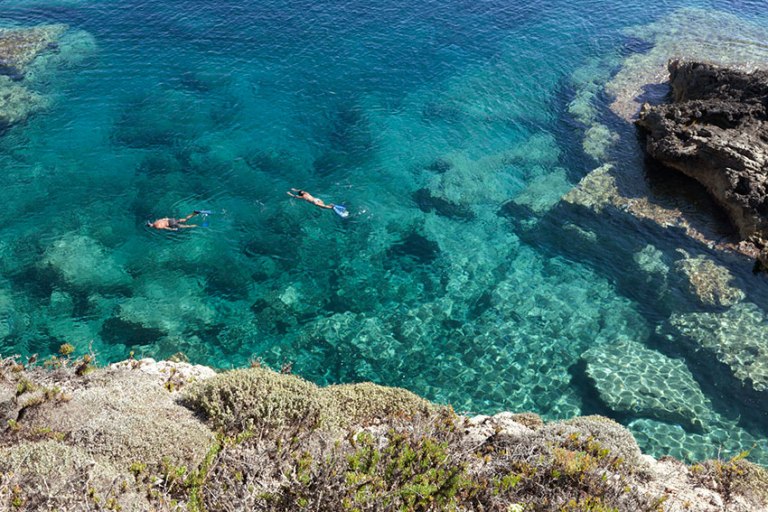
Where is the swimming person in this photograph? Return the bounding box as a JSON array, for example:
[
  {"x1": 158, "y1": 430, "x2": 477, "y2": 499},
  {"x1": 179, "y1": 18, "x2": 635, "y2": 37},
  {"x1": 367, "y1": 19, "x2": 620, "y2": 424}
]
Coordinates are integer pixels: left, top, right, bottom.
[
  {"x1": 287, "y1": 189, "x2": 350, "y2": 218},
  {"x1": 146, "y1": 211, "x2": 202, "y2": 231},
  {"x1": 287, "y1": 188, "x2": 334, "y2": 210}
]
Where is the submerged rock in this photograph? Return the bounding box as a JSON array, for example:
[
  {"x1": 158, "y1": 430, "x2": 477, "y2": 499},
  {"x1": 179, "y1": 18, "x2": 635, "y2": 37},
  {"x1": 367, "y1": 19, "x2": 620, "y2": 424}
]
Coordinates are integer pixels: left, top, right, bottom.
[
  {"x1": 607, "y1": 7, "x2": 768, "y2": 122},
  {"x1": 636, "y1": 60, "x2": 768, "y2": 250},
  {"x1": 23, "y1": 28, "x2": 98, "y2": 82},
  {"x1": 510, "y1": 167, "x2": 572, "y2": 215},
  {"x1": 0, "y1": 23, "x2": 96, "y2": 132},
  {"x1": 116, "y1": 272, "x2": 216, "y2": 335},
  {"x1": 633, "y1": 244, "x2": 669, "y2": 278},
  {"x1": 41, "y1": 234, "x2": 131, "y2": 291},
  {"x1": 582, "y1": 339, "x2": 712, "y2": 432},
  {"x1": 674, "y1": 249, "x2": 745, "y2": 307},
  {"x1": 0, "y1": 24, "x2": 67, "y2": 77},
  {"x1": 0, "y1": 75, "x2": 48, "y2": 129},
  {"x1": 666, "y1": 302, "x2": 768, "y2": 394},
  {"x1": 562, "y1": 163, "x2": 620, "y2": 213}
]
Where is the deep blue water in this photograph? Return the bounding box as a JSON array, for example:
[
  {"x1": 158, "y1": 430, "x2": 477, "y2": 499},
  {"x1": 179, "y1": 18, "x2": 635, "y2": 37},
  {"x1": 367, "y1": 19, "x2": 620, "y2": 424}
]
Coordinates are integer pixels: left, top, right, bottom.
[{"x1": 1, "y1": 0, "x2": 768, "y2": 463}]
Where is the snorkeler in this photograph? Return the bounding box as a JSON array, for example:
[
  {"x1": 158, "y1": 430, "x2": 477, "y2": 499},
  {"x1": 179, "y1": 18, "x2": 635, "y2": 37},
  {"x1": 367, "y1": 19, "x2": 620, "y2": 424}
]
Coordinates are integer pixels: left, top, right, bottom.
[
  {"x1": 287, "y1": 189, "x2": 350, "y2": 218},
  {"x1": 287, "y1": 188, "x2": 334, "y2": 209},
  {"x1": 146, "y1": 211, "x2": 202, "y2": 231}
]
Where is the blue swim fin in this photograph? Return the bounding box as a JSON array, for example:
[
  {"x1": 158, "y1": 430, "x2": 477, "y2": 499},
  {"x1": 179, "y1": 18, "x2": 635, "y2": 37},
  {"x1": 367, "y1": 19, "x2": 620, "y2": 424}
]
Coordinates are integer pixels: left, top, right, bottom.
[{"x1": 332, "y1": 204, "x2": 349, "y2": 218}]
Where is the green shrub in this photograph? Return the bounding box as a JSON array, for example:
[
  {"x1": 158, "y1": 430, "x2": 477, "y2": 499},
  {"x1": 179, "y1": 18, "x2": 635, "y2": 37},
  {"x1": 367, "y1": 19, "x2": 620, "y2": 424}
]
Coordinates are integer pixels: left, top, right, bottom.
[
  {"x1": 694, "y1": 450, "x2": 768, "y2": 506},
  {"x1": 324, "y1": 382, "x2": 436, "y2": 426},
  {"x1": 183, "y1": 367, "x2": 327, "y2": 432},
  {"x1": 183, "y1": 366, "x2": 438, "y2": 434},
  {"x1": 59, "y1": 343, "x2": 75, "y2": 357}
]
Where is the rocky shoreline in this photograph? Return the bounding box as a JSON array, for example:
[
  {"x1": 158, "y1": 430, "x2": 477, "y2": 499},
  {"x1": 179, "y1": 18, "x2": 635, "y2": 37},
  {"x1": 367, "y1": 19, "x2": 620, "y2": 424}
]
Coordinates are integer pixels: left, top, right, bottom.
[
  {"x1": 1, "y1": 355, "x2": 766, "y2": 511},
  {"x1": 636, "y1": 60, "x2": 768, "y2": 270}
]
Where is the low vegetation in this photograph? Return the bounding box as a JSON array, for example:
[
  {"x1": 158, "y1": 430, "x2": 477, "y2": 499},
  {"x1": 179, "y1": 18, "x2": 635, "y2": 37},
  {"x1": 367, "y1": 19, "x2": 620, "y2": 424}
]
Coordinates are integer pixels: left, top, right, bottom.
[{"x1": 0, "y1": 351, "x2": 766, "y2": 511}]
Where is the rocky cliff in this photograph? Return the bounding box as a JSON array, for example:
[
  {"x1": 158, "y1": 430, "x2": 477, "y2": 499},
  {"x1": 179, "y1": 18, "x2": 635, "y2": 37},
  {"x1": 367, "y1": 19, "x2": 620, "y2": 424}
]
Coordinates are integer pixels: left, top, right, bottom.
[
  {"x1": 636, "y1": 60, "x2": 768, "y2": 266},
  {"x1": 0, "y1": 354, "x2": 766, "y2": 511}
]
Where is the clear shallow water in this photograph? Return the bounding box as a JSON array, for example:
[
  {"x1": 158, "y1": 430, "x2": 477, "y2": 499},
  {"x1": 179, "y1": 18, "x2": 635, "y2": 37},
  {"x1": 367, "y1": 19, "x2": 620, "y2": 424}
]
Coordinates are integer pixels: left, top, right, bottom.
[{"x1": 1, "y1": 0, "x2": 768, "y2": 463}]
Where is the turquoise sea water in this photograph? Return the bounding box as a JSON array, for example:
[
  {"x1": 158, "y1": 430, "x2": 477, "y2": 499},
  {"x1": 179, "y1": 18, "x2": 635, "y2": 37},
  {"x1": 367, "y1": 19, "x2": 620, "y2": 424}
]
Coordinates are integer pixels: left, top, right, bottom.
[{"x1": 1, "y1": 0, "x2": 768, "y2": 463}]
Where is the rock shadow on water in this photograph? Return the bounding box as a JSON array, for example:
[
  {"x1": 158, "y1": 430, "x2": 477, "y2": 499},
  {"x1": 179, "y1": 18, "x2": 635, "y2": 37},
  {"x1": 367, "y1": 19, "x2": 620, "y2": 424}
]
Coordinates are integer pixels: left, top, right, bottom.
[
  {"x1": 311, "y1": 101, "x2": 373, "y2": 177},
  {"x1": 100, "y1": 317, "x2": 165, "y2": 348},
  {"x1": 385, "y1": 230, "x2": 441, "y2": 267},
  {"x1": 111, "y1": 88, "x2": 212, "y2": 150},
  {"x1": 244, "y1": 148, "x2": 295, "y2": 176},
  {"x1": 412, "y1": 188, "x2": 475, "y2": 220},
  {"x1": 618, "y1": 36, "x2": 655, "y2": 58},
  {"x1": 423, "y1": 157, "x2": 453, "y2": 174},
  {"x1": 135, "y1": 151, "x2": 184, "y2": 178},
  {"x1": 550, "y1": 77, "x2": 605, "y2": 183}
]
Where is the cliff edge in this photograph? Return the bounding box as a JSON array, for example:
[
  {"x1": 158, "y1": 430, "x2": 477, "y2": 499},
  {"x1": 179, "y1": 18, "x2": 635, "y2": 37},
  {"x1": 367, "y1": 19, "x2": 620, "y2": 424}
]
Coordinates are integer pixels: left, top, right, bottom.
[{"x1": 0, "y1": 355, "x2": 766, "y2": 511}]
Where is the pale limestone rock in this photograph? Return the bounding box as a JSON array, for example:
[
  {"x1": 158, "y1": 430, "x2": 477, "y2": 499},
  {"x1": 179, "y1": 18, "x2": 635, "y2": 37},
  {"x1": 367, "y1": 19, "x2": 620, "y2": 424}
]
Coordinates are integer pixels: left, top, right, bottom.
[{"x1": 675, "y1": 250, "x2": 744, "y2": 307}]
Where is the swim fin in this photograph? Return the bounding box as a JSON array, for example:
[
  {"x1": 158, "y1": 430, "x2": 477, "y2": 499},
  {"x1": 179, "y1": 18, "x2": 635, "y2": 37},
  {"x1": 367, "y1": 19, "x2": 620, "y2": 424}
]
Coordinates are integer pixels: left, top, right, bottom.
[{"x1": 332, "y1": 204, "x2": 349, "y2": 218}]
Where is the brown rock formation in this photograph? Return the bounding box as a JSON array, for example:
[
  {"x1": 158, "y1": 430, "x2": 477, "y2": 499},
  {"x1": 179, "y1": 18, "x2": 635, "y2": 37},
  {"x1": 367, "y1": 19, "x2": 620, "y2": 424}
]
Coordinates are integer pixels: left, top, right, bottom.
[{"x1": 636, "y1": 60, "x2": 768, "y2": 265}]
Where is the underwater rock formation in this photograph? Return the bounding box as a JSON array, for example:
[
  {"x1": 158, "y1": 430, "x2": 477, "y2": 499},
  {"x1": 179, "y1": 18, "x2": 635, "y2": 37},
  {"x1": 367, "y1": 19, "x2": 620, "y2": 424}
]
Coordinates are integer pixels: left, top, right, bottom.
[
  {"x1": 561, "y1": 8, "x2": 768, "y2": 267},
  {"x1": 116, "y1": 272, "x2": 216, "y2": 335},
  {"x1": 1, "y1": 356, "x2": 766, "y2": 511},
  {"x1": 674, "y1": 250, "x2": 744, "y2": 307},
  {"x1": 41, "y1": 234, "x2": 131, "y2": 291},
  {"x1": 0, "y1": 23, "x2": 94, "y2": 130},
  {"x1": 23, "y1": 28, "x2": 97, "y2": 82},
  {"x1": 0, "y1": 24, "x2": 67, "y2": 77},
  {"x1": 0, "y1": 76, "x2": 48, "y2": 129},
  {"x1": 636, "y1": 60, "x2": 768, "y2": 253},
  {"x1": 665, "y1": 302, "x2": 768, "y2": 396},
  {"x1": 581, "y1": 339, "x2": 712, "y2": 432}
]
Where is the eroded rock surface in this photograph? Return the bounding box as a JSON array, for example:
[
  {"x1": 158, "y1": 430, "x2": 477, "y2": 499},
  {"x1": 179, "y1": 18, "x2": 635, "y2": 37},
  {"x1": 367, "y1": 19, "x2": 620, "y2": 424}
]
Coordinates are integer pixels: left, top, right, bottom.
[{"x1": 636, "y1": 60, "x2": 768, "y2": 251}]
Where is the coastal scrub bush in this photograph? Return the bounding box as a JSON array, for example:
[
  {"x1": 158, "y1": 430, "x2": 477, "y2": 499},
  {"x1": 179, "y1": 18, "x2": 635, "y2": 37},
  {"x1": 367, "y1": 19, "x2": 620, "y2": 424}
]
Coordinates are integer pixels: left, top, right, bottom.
[
  {"x1": 245, "y1": 410, "x2": 473, "y2": 511},
  {"x1": 323, "y1": 382, "x2": 436, "y2": 426},
  {"x1": 182, "y1": 367, "x2": 327, "y2": 432},
  {"x1": 183, "y1": 366, "x2": 438, "y2": 434},
  {"x1": 187, "y1": 372, "x2": 665, "y2": 511},
  {"x1": 0, "y1": 441, "x2": 144, "y2": 511},
  {"x1": 463, "y1": 418, "x2": 660, "y2": 511},
  {"x1": 691, "y1": 451, "x2": 768, "y2": 507},
  {"x1": 555, "y1": 416, "x2": 642, "y2": 467}
]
